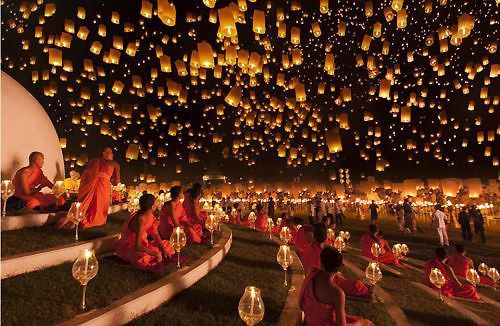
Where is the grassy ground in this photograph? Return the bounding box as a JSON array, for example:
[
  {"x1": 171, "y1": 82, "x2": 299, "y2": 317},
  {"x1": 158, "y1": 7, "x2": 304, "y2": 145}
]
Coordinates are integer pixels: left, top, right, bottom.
[
  {"x1": 1, "y1": 211, "x2": 128, "y2": 257},
  {"x1": 1, "y1": 237, "x2": 216, "y2": 325},
  {"x1": 130, "y1": 224, "x2": 290, "y2": 326}
]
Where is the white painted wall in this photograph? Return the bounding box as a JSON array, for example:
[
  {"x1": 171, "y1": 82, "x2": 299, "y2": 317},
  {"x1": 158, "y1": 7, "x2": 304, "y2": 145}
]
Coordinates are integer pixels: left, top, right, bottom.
[{"x1": 1, "y1": 71, "x2": 65, "y2": 182}]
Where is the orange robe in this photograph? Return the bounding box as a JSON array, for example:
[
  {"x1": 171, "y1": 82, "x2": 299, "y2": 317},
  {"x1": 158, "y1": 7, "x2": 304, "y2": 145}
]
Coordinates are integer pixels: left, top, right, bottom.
[
  {"x1": 13, "y1": 167, "x2": 58, "y2": 210},
  {"x1": 447, "y1": 254, "x2": 494, "y2": 287},
  {"x1": 254, "y1": 213, "x2": 268, "y2": 232},
  {"x1": 295, "y1": 226, "x2": 310, "y2": 259},
  {"x1": 182, "y1": 193, "x2": 207, "y2": 225},
  {"x1": 299, "y1": 267, "x2": 362, "y2": 325},
  {"x1": 423, "y1": 258, "x2": 480, "y2": 300},
  {"x1": 301, "y1": 242, "x2": 369, "y2": 298},
  {"x1": 159, "y1": 201, "x2": 203, "y2": 244},
  {"x1": 116, "y1": 211, "x2": 174, "y2": 270},
  {"x1": 360, "y1": 234, "x2": 403, "y2": 266},
  {"x1": 78, "y1": 159, "x2": 116, "y2": 229}
]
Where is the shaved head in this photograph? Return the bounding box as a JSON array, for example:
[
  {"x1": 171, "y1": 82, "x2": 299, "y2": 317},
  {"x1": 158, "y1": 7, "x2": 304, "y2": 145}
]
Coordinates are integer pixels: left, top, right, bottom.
[{"x1": 102, "y1": 147, "x2": 114, "y2": 161}]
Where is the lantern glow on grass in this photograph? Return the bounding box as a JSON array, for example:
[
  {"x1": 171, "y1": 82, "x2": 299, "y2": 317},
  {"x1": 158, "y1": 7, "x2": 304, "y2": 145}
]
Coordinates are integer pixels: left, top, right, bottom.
[
  {"x1": 276, "y1": 244, "x2": 293, "y2": 286},
  {"x1": 1, "y1": 180, "x2": 15, "y2": 217},
  {"x1": 170, "y1": 226, "x2": 187, "y2": 268},
  {"x1": 72, "y1": 249, "x2": 98, "y2": 311},
  {"x1": 238, "y1": 286, "x2": 265, "y2": 326},
  {"x1": 67, "y1": 202, "x2": 86, "y2": 241}
]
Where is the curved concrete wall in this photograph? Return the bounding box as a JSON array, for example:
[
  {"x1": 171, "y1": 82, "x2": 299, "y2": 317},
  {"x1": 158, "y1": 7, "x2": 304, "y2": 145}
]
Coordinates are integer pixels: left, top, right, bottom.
[{"x1": 1, "y1": 71, "x2": 64, "y2": 181}]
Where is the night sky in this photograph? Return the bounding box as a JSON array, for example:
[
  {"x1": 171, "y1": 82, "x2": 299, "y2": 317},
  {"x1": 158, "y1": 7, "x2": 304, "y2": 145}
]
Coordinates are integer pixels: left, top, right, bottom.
[{"x1": 1, "y1": 0, "x2": 499, "y2": 184}]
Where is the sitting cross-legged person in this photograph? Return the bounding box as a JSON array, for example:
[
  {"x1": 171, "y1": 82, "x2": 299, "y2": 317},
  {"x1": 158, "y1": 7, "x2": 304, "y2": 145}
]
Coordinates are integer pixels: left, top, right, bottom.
[
  {"x1": 447, "y1": 244, "x2": 495, "y2": 288},
  {"x1": 115, "y1": 194, "x2": 174, "y2": 270},
  {"x1": 13, "y1": 151, "x2": 64, "y2": 211},
  {"x1": 183, "y1": 183, "x2": 207, "y2": 226},
  {"x1": 423, "y1": 247, "x2": 480, "y2": 300},
  {"x1": 302, "y1": 224, "x2": 372, "y2": 299},
  {"x1": 159, "y1": 186, "x2": 203, "y2": 244},
  {"x1": 299, "y1": 246, "x2": 374, "y2": 326},
  {"x1": 360, "y1": 224, "x2": 404, "y2": 266}
]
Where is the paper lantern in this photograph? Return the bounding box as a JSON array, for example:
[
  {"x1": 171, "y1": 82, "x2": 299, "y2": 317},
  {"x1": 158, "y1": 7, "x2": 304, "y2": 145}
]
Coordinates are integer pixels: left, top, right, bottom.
[
  {"x1": 77, "y1": 26, "x2": 89, "y2": 40},
  {"x1": 158, "y1": 0, "x2": 176, "y2": 26},
  {"x1": 311, "y1": 22, "x2": 321, "y2": 37},
  {"x1": 253, "y1": 10, "x2": 265, "y2": 34},
  {"x1": 44, "y1": 3, "x2": 56, "y2": 17},
  {"x1": 112, "y1": 80, "x2": 124, "y2": 94},
  {"x1": 379, "y1": 79, "x2": 391, "y2": 99},
  {"x1": 373, "y1": 22, "x2": 382, "y2": 38},
  {"x1": 401, "y1": 106, "x2": 411, "y2": 122},
  {"x1": 365, "y1": 0, "x2": 373, "y2": 17},
  {"x1": 90, "y1": 41, "x2": 102, "y2": 55},
  {"x1": 391, "y1": 0, "x2": 404, "y2": 12},
  {"x1": 225, "y1": 85, "x2": 242, "y2": 106},
  {"x1": 77, "y1": 6, "x2": 86, "y2": 19},
  {"x1": 141, "y1": 0, "x2": 153, "y2": 18},
  {"x1": 126, "y1": 144, "x2": 140, "y2": 160},
  {"x1": 325, "y1": 128, "x2": 342, "y2": 153},
  {"x1": 218, "y1": 7, "x2": 237, "y2": 37},
  {"x1": 361, "y1": 35, "x2": 372, "y2": 51},
  {"x1": 397, "y1": 9, "x2": 407, "y2": 28},
  {"x1": 457, "y1": 14, "x2": 474, "y2": 38},
  {"x1": 48, "y1": 48, "x2": 62, "y2": 67},
  {"x1": 291, "y1": 27, "x2": 300, "y2": 44},
  {"x1": 319, "y1": 0, "x2": 329, "y2": 13},
  {"x1": 295, "y1": 82, "x2": 306, "y2": 102},
  {"x1": 197, "y1": 41, "x2": 214, "y2": 68}
]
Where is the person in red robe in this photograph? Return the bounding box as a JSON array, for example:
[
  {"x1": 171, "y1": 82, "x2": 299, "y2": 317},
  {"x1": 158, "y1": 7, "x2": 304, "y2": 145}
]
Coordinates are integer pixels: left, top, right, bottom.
[
  {"x1": 302, "y1": 224, "x2": 371, "y2": 299},
  {"x1": 159, "y1": 186, "x2": 203, "y2": 244},
  {"x1": 183, "y1": 183, "x2": 207, "y2": 226},
  {"x1": 423, "y1": 247, "x2": 480, "y2": 300},
  {"x1": 116, "y1": 194, "x2": 175, "y2": 270},
  {"x1": 447, "y1": 244, "x2": 495, "y2": 287},
  {"x1": 295, "y1": 224, "x2": 314, "y2": 259},
  {"x1": 254, "y1": 203, "x2": 269, "y2": 232},
  {"x1": 360, "y1": 224, "x2": 403, "y2": 266},
  {"x1": 56, "y1": 148, "x2": 120, "y2": 229},
  {"x1": 299, "y1": 246, "x2": 374, "y2": 326},
  {"x1": 13, "y1": 151, "x2": 64, "y2": 211}
]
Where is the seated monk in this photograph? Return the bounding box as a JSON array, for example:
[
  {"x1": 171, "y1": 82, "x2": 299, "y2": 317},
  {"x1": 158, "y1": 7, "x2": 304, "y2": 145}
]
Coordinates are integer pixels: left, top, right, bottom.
[
  {"x1": 57, "y1": 148, "x2": 120, "y2": 229},
  {"x1": 13, "y1": 151, "x2": 64, "y2": 210},
  {"x1": 183, "y1": 183, "x2": 207, "y2": 226},
  {"x1": 447, "y1": 244, "x2": 495, "y2": 287},
  {"x1": 64, "y1": 170, "x2": 80, "y2": 192},
  {"x1": 423, "y1": 247, "x2": 480, "y2": 301},
  {"x1": 254, "y1": 204, "x2": 269, "y2": 232},
  {"x1": 302, "y1": 224, "x2": 371, "y2": 299},
  {"x1": 299, "y1": 246, "x2": 374, "y2": 326},
  {"x1": 116, "y1": 194, "x2": 174, "y2": 270},
  {"x1": 360, "y1": 224, "x2": 403, "y2": 266},
  {"x1": 159, "y1": 186, "x2": 203, "y2": 244}
]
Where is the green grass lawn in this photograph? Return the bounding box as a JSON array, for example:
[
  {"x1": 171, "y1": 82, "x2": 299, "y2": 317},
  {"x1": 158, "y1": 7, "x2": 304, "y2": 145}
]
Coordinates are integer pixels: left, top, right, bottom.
[
  {"x1": 1, "y1": 211, "x2": 129, "y2": 257},
  {"x1": 1, "y1": 237, "x2": 216, "y2": 325},
  {"x1": 130, "y1": 224, "x2": 290, "y2": 326}
]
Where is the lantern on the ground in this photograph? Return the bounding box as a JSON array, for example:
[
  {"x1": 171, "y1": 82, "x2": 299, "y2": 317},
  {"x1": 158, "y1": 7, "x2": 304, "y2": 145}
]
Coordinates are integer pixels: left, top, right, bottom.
[
  {"x1": 365, "y1": 262, "x2": 382, "y2": 285},
  {"x1": 72, "y1": 249, "x2": 98, "y2": 311},
  {"x1": 170, "y1": 226, "x2": 187, "y2": 268},
  {"x1": 205, "y1": 214, "x2": 218, "y2": 245},
  {"x1": 238, "y1": 286, "x2": 265, "y2": 325},
  {"x1": 429, "y1": 268, "x2": 446, "y2": 301},
  {"x1": 279, "y1": 226, "x2": 291, "y2": 244},
  {"x1": 68, "y1": 202, "x2": 86, "y2": 241},
  {"x1": 1, "y1": 180, "x2": 15, "y2": 217},
  {"x1": 466, "y1": 268, "x2": 480, "y2": 287},
  {"x1": 277, "y1": 245, "x2": 293, "y2": 286}
]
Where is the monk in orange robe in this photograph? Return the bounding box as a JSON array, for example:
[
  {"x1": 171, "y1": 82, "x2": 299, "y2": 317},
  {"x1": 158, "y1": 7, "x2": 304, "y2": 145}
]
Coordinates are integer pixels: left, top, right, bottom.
[
  {"x1": 183, "y1": 183, "x2": 207, "y2": 226},
  {"x1": 116, "y1": 194, "x2": 175, "y2": 270},
  {"x1": 13, "y1": 151, "x2": 63, "y2": 210},
  {"x1": 360, "y1": 224, "x2": 403, "y2": 266},
  {"x1": 302, "y1": 224, "x2": 371, "y2": 299},
  {"x1": 254, "y1": 204, "x2": 269, "y2": 232},
  {"x1": 299, "y1": 246, "x2": 374, "y2": 326},
  {"x1": 295, "y1": 224, "x2": 314, "y2": 259},
  {"x1": 56, "y1": 148, "x2": 120, "y2": 229},
  {"x1": 159, "y1": 186, "x2": 203, "y2": 244},
  {"x1": 423, "y1": 247, "x2": 480, "y2": 300},
  {"x1": 447, "y1": 244, "x2": 495, "y2": 287}
]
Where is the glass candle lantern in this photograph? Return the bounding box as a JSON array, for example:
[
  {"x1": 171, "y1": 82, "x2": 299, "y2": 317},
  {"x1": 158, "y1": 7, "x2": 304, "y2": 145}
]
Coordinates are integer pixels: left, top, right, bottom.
[
  {"x1": 170, "y1": 226, "x2": 187, "y2": 268},
  {"x1": 72, "y1": 249, "x2": 98, "y2": 311},
  {"x1": 277, "y1": 244, "x2": 293, "y2": 286},
  {"x1": 238, "y1": 286, "x2": 265, "y2": 326}
]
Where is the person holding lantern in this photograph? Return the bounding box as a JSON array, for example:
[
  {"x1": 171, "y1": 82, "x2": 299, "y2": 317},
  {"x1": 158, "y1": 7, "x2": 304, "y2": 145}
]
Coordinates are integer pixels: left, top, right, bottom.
[
  {"x1": 183, "y1": 183, "x2": 207, "y2": 225},
  {"x1": 360, "y1": 225, "x2": 404, "y2": 266},
  {"x1": 13, "y1": 151, "x2": 65, "y2": 211},
  {"x1": 423, "y1": 247, "x2": 480, "y2": 300},
  {"x1": 159, "y1": 186, "x2": 203, "y2": 244},
  {"x1": 301, "y1": 224, "x2": 372, "y2": 299},
  {"x1": 116, "y1": 194, "x2": 174, "y2": 270},
  {"x1": 447, "y1": 244, "x2": 494, "y2": 287},
  {"x1": 299, "y1": 246, "x2": 374, "y2": 326},
  {"x1": 56, "y1": 147, "x2": 120, "y2": 229}
]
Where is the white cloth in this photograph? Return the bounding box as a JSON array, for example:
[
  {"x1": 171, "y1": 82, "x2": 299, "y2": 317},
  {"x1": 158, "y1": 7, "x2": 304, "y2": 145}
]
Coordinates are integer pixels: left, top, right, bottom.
[
  {"x1": 437, "y1": 226, "x2": 449, "y2": 246},
  {"x1": 433, "y1": 210, "x2": 448, "y2": 228}
]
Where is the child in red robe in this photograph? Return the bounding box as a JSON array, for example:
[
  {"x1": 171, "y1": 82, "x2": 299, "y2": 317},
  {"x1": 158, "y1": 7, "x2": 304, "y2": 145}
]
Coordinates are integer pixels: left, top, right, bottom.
[
  {"x1": 159, "y1": 186, "x2": 203, "y2": 244},
  {"x1": 254, "y1": 203, "x2": 269, "y2": 232},
  {"x1": 302, "y1": 224, "x2": 371, "y2": 299},
  {"x1": 360, "y1": 224, "x2": 403, "y2": 266},
  {"x1": 447, "y1": 244, "x2": 495, "y2": 287},
  {"x1": 116, "y1": 194, "x2": 174, "y2": 270},
  {"x1": 299, "y1": 246, "x2": 374, "y2": 326},
  {"x1": 423, "y1": 247, "x2": 480, "y2": 300},
  {"x1": 295, "y1": 224, "x2": 314, "y2": 259}
]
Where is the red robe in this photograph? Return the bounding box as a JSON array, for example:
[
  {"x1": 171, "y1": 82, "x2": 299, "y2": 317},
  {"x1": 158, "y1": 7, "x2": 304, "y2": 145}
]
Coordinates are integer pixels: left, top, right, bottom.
[
  {"x1": 254, "y1": 213, "x2": 269, "y2": 232},
  {"x1": 159, "y1": 201, "x2": 203, "y2": 244},
  {"x1": 301, "y1": 242, "x2": 369, "y2": 298},
  {"x1": 447, "y1": 254, "x2": 495, "y2": 287},
  {"x1": 360, "y1": 234, "x2": 403, "y2": 266},
  {"x1": 78, "y1": 159, "x2": 116, "y2": 228},
  {"x1": 116, "y1": 211, "x2": 174, "y2": 270},
  {"x1": 423, "y1": 258, "x2": 480, "y2": 300},
  {"x1": 299, "y1": 268, "x2": 362, "y2": 325},
  {"x1": 295, "y1": 226, "x2": 311, "y2": 259},
  {"x1": 13, "y1": 166, "x2": 59, "y2": 210}
]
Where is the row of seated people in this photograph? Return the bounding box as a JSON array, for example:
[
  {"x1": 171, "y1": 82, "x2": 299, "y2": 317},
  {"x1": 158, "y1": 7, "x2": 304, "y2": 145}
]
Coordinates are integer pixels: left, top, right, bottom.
[{"x1": 115, "y1": 184, "x2": 207, "y2": 270}]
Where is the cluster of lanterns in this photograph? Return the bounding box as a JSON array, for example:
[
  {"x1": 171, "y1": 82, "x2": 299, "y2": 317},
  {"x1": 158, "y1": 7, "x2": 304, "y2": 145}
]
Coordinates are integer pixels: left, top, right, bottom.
[{"x1": 1, "y1": 0, "x2": 497, "y2": 176}]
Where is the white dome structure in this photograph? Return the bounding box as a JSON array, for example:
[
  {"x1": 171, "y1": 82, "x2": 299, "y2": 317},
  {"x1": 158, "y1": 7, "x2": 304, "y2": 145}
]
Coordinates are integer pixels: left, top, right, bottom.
[{"x1": 1, "y1": 71, "x2": 65, "y2": 182}]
